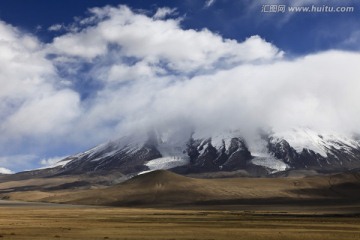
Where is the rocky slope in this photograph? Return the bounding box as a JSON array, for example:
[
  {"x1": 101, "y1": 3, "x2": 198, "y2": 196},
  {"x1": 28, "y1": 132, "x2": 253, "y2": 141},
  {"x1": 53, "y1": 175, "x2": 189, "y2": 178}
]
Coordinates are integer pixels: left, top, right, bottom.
[{"x1": 45, "y1": 128, "x2": 360, "y2": 177}]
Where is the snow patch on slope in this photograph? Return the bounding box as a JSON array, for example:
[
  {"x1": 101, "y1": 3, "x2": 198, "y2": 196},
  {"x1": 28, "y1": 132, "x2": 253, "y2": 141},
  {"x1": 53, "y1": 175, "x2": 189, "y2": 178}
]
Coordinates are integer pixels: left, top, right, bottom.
[
  {"x1": 272, "y1": 128, "x2": 360, "y2": 157},
  {"x1": 251, "y1": 157, "x2": 288, "y2": 172},
  {"x1": 139, "y1": 157, "x2": 190, "y2": 175},
  {"x1": 76, "y1": 134, "x2": 146, "y2": 162},
  {"x1": 193, "y1": 130, "x2": 242, "y2": 150},
  {"x1": 54, "y1": 159, "x2": 72, "y2": 167},
  {"x1": 211, "y1": 132, "x2": 236, "y2": 150}
]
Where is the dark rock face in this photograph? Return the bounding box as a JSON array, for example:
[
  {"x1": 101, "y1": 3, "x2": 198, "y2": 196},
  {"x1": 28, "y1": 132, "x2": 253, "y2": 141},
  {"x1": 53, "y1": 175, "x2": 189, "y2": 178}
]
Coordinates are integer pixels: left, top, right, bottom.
[
  {"x1": 266, "y1": 137, "x2": 326, "y2": 169},
  {"x1": 267, "y1": 136, "x2": 360, "y2": 172},
  {"x1": 267, "y1": 138, "x2": 299, "y2": 165},
  {"x1": 222, "y1": 138, "x2": 253, "y2": 170},
  {"x1": 183, "y1": 137, "x2": 253, "y2": 173}
]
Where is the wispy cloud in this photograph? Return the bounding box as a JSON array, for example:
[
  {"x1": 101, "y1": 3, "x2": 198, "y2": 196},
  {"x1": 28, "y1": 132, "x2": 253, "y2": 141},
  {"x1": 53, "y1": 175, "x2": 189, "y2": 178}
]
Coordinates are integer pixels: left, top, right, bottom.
[
  {"x1": 48, "y1": 24, "x2": 63, "y2": 31},
  {"x1": 40, "y1": 156, "x2": 68, "y2": 168},
  {"x1": 204, "y1": 0, "x2": 216, "y2": 8},
  {"x1": 153, "y1": 7, "x2": 177, "y2": 19},
  {"x1": 0, "y1": 167, "x2": 13, "y2": 174},
  {"x1": 0, "y1": 154, "x2": 38, "y2": 172}
]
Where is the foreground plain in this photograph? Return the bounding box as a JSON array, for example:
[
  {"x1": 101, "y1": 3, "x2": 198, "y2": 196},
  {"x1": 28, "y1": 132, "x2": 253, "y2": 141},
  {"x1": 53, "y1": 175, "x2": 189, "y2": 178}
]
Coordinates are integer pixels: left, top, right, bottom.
[
  {"x1": 1, "y1": 170, "x2": 360, "y2": 239},
  {"x1": 0, "y1": 204, "x2": 360, "y2": 240}
]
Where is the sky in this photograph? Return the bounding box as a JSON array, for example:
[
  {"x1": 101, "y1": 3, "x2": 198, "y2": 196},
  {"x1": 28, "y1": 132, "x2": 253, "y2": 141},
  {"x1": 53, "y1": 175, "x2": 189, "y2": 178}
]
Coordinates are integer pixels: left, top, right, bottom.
[{"x1": 0, "y1": 0, "x2": 360, "y2": 173}]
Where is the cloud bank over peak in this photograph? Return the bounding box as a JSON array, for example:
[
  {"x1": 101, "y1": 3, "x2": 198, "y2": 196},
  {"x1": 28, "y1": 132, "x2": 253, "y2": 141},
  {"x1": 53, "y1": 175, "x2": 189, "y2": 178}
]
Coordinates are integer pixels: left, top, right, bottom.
[
  {"x1": 0, "y1": 5, "x2": 359, "y2": 171},
  {"x1": 48, "y1": 5, "x2": 283, "y2": 72}
]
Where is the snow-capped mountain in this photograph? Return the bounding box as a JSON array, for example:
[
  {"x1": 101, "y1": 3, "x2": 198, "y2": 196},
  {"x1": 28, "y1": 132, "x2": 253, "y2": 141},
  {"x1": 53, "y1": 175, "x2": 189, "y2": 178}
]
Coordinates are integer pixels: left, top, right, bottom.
[
  {"x1": 268, "y1": 128, "x2": 360, "y2": 170},
  {"x1": 52, "y1": 128, "x2": 360, "y2": 177}
]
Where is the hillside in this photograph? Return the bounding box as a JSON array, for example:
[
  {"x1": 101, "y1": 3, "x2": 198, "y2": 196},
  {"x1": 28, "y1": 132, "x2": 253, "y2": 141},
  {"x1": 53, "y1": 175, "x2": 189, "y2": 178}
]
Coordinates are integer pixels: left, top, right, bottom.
[{"x1": 2, "y1": 170, "x2": 360, "y2": 209}]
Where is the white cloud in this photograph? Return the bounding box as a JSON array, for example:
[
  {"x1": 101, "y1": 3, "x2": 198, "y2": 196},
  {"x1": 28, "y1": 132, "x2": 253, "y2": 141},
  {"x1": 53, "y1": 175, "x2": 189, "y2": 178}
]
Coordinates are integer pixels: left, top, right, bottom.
[
  {"x1": 204, "y1": 0, "x2": 216, "y2": 8},
  {"x1": 0, "y1": 167, "x2": 13, "y2": 174},
  {"x1": 41, "y1": 5, "x2": 283, "y2": 145},
  {"x1": 153, "y1": 7, "x2": 176, "y2": 19},
  {"x1": 40, "y1": 156, "x2": 67, "y2": 168},
  {"x1": 0, "y1": 20, "x2": 81, "y2": 142},
  {"x1": 104, "y1": 50, "x2": 360, "y2": 139},
  {"x1": 1, "y1": 90, "x2": 81, "y2": 137},
  {"x1": 48, "y1": 24, "x2": 63, "y2": 31},
  {"x1": 0, "y1": 154, "x2": 38, "y2": 172},
  {"x1": 35, "y1": 25, "x2": 42, "y2": 32},
  {"x1": 343, "y1": 30, "x2": 360, "y2": 49},
  {"x1": 48, "y1": 6, "x2": 283, "y2": 70},
  {"x1": 44, "y1": 5, "x2": 360, "y2": 142}
]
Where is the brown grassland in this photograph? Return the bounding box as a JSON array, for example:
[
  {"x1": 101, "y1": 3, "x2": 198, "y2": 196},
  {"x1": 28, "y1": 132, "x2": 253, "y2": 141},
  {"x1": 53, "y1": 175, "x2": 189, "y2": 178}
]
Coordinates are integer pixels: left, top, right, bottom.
[
  {"x1": 1, "y1": 204, "x2": 360, "y2": 240},
  {"x1": 0, "y1": 170, "x2": 360, "y2": 239}
]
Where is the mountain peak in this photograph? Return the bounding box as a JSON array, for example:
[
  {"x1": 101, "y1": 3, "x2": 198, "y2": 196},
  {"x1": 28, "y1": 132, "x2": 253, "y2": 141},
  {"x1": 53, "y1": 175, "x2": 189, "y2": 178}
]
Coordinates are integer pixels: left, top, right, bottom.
[{"x1": 40, "y1": 128, "x2": 360, "y2": 178}]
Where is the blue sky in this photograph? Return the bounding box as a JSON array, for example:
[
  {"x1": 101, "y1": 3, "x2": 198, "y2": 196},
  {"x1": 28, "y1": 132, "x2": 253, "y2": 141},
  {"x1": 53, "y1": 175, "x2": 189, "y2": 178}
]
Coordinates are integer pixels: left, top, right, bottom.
[
  {"x1": 0, "y1": 0, "x2": 359, "y2": 172},
  {"x1": 1, "y1": 0, "x2": 359, "y2": 53}
]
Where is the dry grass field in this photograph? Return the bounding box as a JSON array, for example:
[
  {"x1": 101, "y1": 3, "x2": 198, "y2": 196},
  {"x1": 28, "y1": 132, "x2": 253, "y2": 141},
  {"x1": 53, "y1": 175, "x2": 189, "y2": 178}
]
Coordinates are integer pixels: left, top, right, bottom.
[
  {"x1": 0, "y1": 170, "x2": 360, "y2": 239},
  {"x1": 0, "y1": 204, "x2": 360, "y2": 240},
  {"x1": 2, "y1": 170, "x2": 360, "y2": 207}
]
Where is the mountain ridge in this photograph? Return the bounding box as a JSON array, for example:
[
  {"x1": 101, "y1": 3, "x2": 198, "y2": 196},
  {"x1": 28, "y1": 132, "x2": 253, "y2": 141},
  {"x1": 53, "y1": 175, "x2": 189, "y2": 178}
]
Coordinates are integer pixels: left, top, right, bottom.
[{"x1": 36, "y1": 127, "x2": 360, "y2": 178}]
